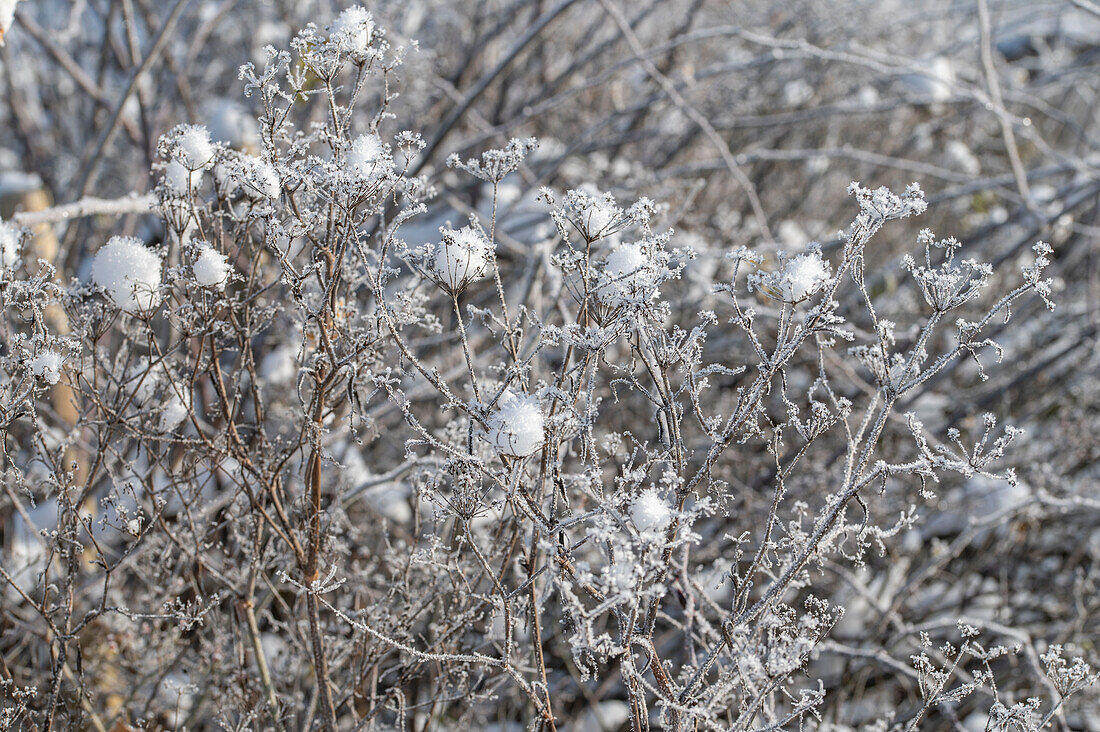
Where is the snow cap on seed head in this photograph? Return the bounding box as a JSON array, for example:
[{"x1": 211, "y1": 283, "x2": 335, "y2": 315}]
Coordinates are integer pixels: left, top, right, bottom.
[
  {"x1": 346, "y1": 133, "x2": 391, "y2": 180},
  {"x1": 431, "y1": 226, "x2": 490, "y2": 293},
  {"x1": 485, "y1": 391, "x2": 545, "y2": 458},
  {"x1": 630, "y1": 488, "x2": 672, "y2": 536},
  {"x1": 29, "y1": 350, "x2": 64, "y2": 384},
  {"x1": 174, "y1": 125, "x2": 215, "y2": 171},
  {"x1": 192, "y1": 243, "x2": 232, "y2": 290},
  {"x1": 92, "y1": 236, "x2": 163, "y2": 314},
  {"x1": 330, "y1": 6, "x2": 375, "y2": 58}
]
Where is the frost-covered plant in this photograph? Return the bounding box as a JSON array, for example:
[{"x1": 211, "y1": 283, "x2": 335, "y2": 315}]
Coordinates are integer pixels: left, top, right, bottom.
[{"x1": 1, "y1": 5, "x2": 1096, "y2": 732}]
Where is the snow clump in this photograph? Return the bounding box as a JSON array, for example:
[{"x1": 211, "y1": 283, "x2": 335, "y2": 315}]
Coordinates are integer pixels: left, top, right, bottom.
[
  {"x1": 92, "y1": 236, "x2": 163, "y2": 314},
  {"x1": 192, "y1": 243, "x2": 232, "y2": 290},
  {"x1": 630, "y1": 488, "x2": 672, "y2": 535},
  {"x1": 485, "y1": 392, "x2": 545, "y2": 457},
  {"x1": 432, "y1": 226, "x2": 490, "y2": 293},
  {"x1": 330, "y1": 6, "x2": 374, "y2": 57}
]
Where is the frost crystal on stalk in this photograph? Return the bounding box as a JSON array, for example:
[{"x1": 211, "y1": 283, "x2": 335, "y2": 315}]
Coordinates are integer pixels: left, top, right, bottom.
[
  {"x1": 92, "y1": 236, "x2": 163, "y2": 314},
  {"x1": 486, "y1": 392, "x2": 545, "y2": 457}
]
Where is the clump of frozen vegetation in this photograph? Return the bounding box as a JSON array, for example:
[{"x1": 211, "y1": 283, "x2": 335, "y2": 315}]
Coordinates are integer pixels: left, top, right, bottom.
[{"x1": 0, "y1": 4, "x2": 1096, "y2": 732}]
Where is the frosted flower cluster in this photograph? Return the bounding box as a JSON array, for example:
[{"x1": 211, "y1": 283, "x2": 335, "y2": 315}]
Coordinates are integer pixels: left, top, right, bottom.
[
  {"x1": 431, "y1": 226, "x2": 490, "y2": 293},
  {"x1": 847, "y1": 181, "x2": 928, "y2": 227},
  {"x1": 904, "y1": 229, "x2": 991, "y2": 312},
  {"x1": 596, "y1": 242, "x2": 663, "y2": 305},
  {"x1": 193, "y1": 243, "x2": 232, "y2": 290},
  {"x1": 28, "y1": 350, "x2": 64, "y2": 384},
  {"x1": 92, "y1": 236, "x2": 163, "y2": 314},
  {"x1": 447, "y1": 137, "x2": 537, "y2": 183},
  {"x1": 485, "y1": 392, "x2": 545, "y2": 457},
  {"x1": 550, "y1": 187, "x2": 659, "y2": 246},
  {"x1": 630, "y1": 488, "x2": 672, "y2": 536},
  {"x1": 750, "y1": 250, "x2": 832, "y2": 303},
  {"x1": 243, "y1": 157, "x2": 281, "y2": 200},
  {"x1": 0, "y1": 220, "x2": 20, "y2": 269},
  {"x1": 329, "y1": 6, "x2": 375, "y2": 58},
  {"x1": 346, "y1": 134, "x2": 390, "y2": 181}
]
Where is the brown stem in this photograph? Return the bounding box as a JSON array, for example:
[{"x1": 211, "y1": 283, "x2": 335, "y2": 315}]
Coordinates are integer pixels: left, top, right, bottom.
[{"x1": 305, "y1": 377, "x2": 338, "y2": 731}]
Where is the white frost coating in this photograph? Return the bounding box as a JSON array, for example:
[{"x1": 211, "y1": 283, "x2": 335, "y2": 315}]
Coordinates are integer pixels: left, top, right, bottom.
[
  {"x1": 598, "y1": 242, "x2": 658, "y2": 303},
  {"x1": 213, "y1": 161, "x2": 239, "y2": 195},
  {"x1": 159, "y1": 393, "x2": 189, "y2": 433},
  {"x1": 0, "y1": 220, "x2": 20, "y2": 268},
  {"x1": 163, "y1": 160, "x2": 195, "y2": 195},
  {"x1": 583, "y1": 198, "x2": 616, "y2": 239},
  {"x1": 432, "y1": 227, "x2": 489, "y2": 292},
  {"x1": 330, "y1": 6, "x2": 374, "y2": 57},
  {"x1": 125, "y1": 359, "x2": 159, "y2": 404},
  {"x1": 486, "y1": 392, "x2": 544, "y2": 457},
  {"x1": 92, "y1": 236, "x2": 163, "y2": 314},
  {"x1": 193, "y1": 243, "x2": 232, "y2": 289},
  {"x1": 29, "y1": 350, "x2": 64, "y2": 384},
  {"x1": 347, "y1": 134, "x2": 388, "y2": 180},
  {"x1": 782, "y1": 252, "x2": 830, "y2": 301},
  {"x1": 244, "y1": 157, "x2": 281, "y2": 199},
  {"x1": 175, "y1": 125, "x2": 215, "y2": 170},
  {"x1": 630, "y1": 488, "x2": 672, "y2": 534}
]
